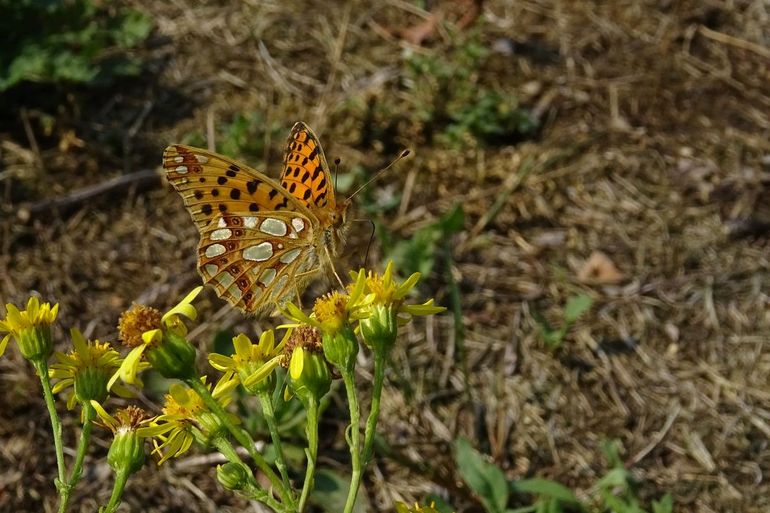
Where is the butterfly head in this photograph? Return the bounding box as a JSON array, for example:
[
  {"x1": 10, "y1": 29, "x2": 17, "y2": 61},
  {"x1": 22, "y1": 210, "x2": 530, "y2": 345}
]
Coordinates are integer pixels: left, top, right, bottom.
[{"x1": 326, "y1": 198, "x2": 351, "y2": 253}]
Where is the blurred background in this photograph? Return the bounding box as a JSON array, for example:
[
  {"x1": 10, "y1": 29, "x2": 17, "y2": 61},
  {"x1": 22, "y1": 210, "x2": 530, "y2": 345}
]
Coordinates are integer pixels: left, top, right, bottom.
[{"x1": 1, "y1": 0, "x2": 769, "y2": 512}]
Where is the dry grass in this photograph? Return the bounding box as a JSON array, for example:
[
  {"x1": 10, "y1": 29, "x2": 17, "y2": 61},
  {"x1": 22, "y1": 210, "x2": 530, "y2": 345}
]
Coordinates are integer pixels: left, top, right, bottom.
[{"x1": 1, "y1": 1, "x2": 769, "y2": 512}]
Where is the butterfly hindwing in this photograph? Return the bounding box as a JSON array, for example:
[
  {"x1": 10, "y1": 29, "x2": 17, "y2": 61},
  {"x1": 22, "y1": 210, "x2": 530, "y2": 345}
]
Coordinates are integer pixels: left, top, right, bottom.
[
  {"x1": 164, "y1": 144, "x2": 312, "y2": 231},
  {"x1": 280, "y1": 122, "x2": 336, "y2": 213},
  {"x1": 197, "y1": 212, "x2": 319, "y2": 312}
]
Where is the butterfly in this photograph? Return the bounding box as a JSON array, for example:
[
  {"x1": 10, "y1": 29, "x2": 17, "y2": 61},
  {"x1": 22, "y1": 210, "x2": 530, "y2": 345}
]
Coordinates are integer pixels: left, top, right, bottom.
[{"x1": 162, "y1": 122, "x2": 350, "y2": 314}]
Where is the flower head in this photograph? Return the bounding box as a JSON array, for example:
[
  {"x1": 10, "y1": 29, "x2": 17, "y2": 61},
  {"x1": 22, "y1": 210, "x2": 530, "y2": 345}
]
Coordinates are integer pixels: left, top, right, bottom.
[
  {"x1": 208, "y1": 330, "x2": 288, "y2": 394},
  {"x1": 140, "y1": 376, "x2": 237, "y2": 464},
  {"x1": 50, "y1": 328, "x2": 131, "y2": 409},
  {"x1": 91, "y1": 403, "x2": 154, "y2": 475},
  {"x1": 395, "y1": 502, "x2": 444, "y2": 513},
  {"x1": 0, "y1": 296, "x2": 59, "y2": 361},
  {"x1": 109, "y1": 287, "x2": 202, "y2": 389},
  {"x1": 358, "y1": 262, "x2": 445, "y2": 354}
]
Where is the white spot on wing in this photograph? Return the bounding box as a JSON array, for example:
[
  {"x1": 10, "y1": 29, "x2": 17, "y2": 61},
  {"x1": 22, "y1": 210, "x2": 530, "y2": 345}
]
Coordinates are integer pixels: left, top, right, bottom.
[
  {"x1": 175, "y1": 165, "x2": 188, "y2": 174},
  {"x1": 195, "y1": 155, "x2": 209, "y2": 164},
  {"x1": 280, "y1": 248, "x2": 301, "y2": 264},
  {"x1": 174, "y1": 156, "x2": 184, "y2": 163},
  {"x1": 243, "y1": 216, "x2": 258, "y2": 229},
  {"x1": 261, "y1": 218, "x2": 288, "y2": 236},
  {"x1": 292, "y1": 218, "x2": 305, "y2": 232},
  {"x1": 203, "y1": 264, "x2": 218, "y2": 277},
  {"x1": 216, "y1": 272, "x2": 235, "y2": 289},
  {"x1": 211, "y1": 228, "x2": 232, "y2": 241},
  {"x1": 259, "y1": 268, "x2": 276, "y2": 286},
  {"x1": 217, "y1": 218, "x2": 227, "y2": 228},
  {"x1": 205, "y1": 244, "x2": 226, "y2": 258},
  {"x1": 243, "y1": 242, "x2": 273, "y2": 261}
]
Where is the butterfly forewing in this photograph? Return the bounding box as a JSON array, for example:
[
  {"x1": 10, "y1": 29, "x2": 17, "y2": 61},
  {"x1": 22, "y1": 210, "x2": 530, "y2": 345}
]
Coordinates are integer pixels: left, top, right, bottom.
[
  {"x1": 280, "y1": 122, "x2": 336, "y2": 213},
  {"x1": 164, "y1": 144, "x2": 313, "y2": 230}
]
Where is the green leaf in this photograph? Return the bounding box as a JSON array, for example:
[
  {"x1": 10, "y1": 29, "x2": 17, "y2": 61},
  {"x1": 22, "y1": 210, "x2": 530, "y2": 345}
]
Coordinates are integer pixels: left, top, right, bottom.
[
  {"x1": 311, "y1": 468, "x2": 370, "y2": 513},
  {"x1": 596, "y1": 468, "x2": 630, "y2": 491},
  {"x1": 511, "y1": 478, "x2": 581, "y2": 504},
  {"x1": 652, "y1": 493, "x2": 673, "y2": 513},
  {"x1": 563, "y1": 294, "x2": 593, "y2": 324},
  {"x1": 455, "y1": 438, "x2": 508, "y2": 513}
]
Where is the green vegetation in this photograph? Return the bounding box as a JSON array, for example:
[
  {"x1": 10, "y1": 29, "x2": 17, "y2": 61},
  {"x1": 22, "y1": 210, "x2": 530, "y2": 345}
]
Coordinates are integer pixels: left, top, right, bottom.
[
  {"x1": 534, "y1": 294, "x2": 594, "y2": 351},
  {"x1": 402, "y1": 37, "x2": 537, "y2": 147},
  {"x1": 453, "y1": 438, "x2": 673, "y2": 513},
  {"x1": 0, "y1": 0, "x2": 152, "y2": 91}
]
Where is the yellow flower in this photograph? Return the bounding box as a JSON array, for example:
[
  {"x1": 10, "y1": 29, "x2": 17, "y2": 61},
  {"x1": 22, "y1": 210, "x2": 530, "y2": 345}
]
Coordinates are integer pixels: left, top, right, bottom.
[
  {"x1": 362, "y1": 261, "x2": 445, "y2": 320},
  {"x1": 91, "y1": 403, "x2": 154, "y2": 475},
  {"x1": 109, "y1": 287, "x2": 202, "y2": 389},
  {"x1": 50, "y1": 328, "x2": 132, "y2": 409},
  {"x1": 0, "y1": 296, "x2": 59, "y2": 361},
  {"x1": 357, "y1": 262, "x2": 445, "y2": 353},
  {"x1": 141, "y1": 376, "x2": 237, "y2": 464},
  {"x1": 394, "y1": 502, "x2": 444, "y2": 513},
  {"x1": 208, "y1": 330, "x2": 288, "y2": 394},
  {"x1": 282, "y1": 269, "x2": 371, "y2": 335}
]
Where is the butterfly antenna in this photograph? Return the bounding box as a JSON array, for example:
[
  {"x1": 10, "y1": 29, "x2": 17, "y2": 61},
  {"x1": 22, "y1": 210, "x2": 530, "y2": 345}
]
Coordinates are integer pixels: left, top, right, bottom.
[
  {"x1": 347, "y1": 149, "x2": 410, "y2": 201},
  {"x1": 334, "y1": 157, "x2": 341, "y2": 190}
]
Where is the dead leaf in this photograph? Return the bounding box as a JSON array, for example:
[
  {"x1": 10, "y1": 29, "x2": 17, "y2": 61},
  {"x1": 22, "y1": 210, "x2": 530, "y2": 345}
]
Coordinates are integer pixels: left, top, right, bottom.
[{"x1": 578, "y1": 250, "x2": 625, "y2": 284}]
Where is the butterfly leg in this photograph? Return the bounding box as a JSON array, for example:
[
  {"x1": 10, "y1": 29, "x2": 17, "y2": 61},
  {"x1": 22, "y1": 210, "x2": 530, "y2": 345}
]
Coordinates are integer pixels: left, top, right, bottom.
[{"x1": 322, "y1": 243, "x2": 346, "y2": 289}]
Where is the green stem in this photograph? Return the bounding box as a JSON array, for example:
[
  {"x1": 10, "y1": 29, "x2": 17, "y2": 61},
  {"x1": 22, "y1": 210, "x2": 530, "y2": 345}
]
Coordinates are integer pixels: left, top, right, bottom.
[
  {"x1": 341, "y1": 369, "x2": 362, "y2": 513},
  {"x1": 298, "y1": 396, "x2": 319, "y2": 513},
  {"x1": 211, "y1": 436, "x2": 286, "y2": 513},
  {"x1": 258, "y1": 390, "x2": 293, "y2": 495},
  {"x1": 33, "y1": 360, "x2": 68, "y2": 511},
  {"x1": 64, "y1": 401, "x2": 96, "y2": 499},
  {"x1": 103, "y1": 468, "x2": 130, "y2": 513},
  {"x1": 362, "y1": 354, "x2": 385, "y2": 464},
  {"x1": 185, "y1": 378, "x2": 291, "y2": 506}
]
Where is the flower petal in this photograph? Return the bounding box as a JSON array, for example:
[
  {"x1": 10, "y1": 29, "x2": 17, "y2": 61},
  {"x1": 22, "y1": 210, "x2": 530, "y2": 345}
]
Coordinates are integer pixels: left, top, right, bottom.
[{"x1": 161, "y1": 286, "x2": 203, "y2": 323}]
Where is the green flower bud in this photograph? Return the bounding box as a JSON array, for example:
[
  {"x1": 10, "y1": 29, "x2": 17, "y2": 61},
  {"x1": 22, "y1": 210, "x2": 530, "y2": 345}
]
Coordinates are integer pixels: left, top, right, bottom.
[
  {"x1": 108, "y1": 429, "x2": 146, "y2": 475},
  {"x1": 146, "y1": 330, "x2": 197, "y2": 380},
  {"x1": 322, "y1": 325, "x2": 358, "y2": 373},
  {"x1": 217, "y1": 462, "x2": 249, "y2": 491},
  {"x1": 360, "y1": 304, "x2": 397, "y2": 355}
]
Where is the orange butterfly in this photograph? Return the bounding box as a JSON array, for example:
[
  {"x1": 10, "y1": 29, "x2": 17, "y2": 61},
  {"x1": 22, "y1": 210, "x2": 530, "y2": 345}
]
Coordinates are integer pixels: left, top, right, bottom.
[{"x1": 163, "y1": 122, "x2": 350, "y2": 313}]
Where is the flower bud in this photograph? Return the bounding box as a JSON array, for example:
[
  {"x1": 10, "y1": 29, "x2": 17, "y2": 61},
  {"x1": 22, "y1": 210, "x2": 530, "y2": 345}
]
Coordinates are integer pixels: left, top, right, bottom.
[{"x1": 217, "y1": 462, "x2": 249, "y2": 491}]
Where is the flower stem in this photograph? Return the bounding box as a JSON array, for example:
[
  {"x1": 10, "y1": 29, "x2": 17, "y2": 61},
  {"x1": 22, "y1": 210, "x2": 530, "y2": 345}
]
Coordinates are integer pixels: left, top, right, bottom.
[
  {"x1": 362, "y1": 354, "x2": 385, "y2": 464},
  {"x1": 185, "y1": 378, "x2": 291, "y2": 506},
  {"x1": 66, "y1": 402, "x2": 96, "y2": 494},
  {"x1": 33, "y1": 360, "x2": 68, "y2": 511},
  {"x1": 103, "y1": 468, "x2": 130, "y2": 513},
  {"x1": 258, "y1": 390, "x2": 293, "y2": 495},
  {"x1": 298, "y1": 396, "x2": 319, "y2": 513},
  {"x1": 341, "y1": 369, "x2": 362, "y2": 513}
]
